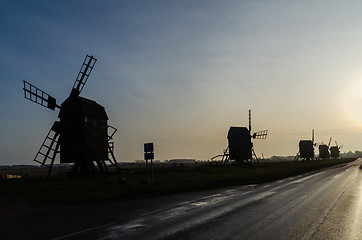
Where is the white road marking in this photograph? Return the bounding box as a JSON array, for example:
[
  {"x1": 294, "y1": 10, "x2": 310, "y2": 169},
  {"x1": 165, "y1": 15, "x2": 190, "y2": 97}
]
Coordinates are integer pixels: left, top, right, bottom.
[{"x1": 290, "y1": 171, "x2": 325, "y2": 184}]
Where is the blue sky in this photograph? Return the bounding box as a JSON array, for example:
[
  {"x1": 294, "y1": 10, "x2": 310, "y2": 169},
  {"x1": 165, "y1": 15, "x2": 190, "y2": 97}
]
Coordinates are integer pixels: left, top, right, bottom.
[{"x1": 2, "y1": 0, "x2": 362, "y2": 165}]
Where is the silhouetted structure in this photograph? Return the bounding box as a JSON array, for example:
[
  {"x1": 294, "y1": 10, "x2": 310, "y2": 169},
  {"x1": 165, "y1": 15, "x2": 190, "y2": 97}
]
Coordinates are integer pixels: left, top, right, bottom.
[
  {"x1": 318, "y1": 137, "x2": 331, "y2": 159},
  {"x1": 23, "y1": 55, "x2": 119, "y2": 177},
  {"x1": 295, "y1": 130, "x2": 315, "y2": 161},
  {"x1": 228, "y1": 127, "x2": 253, "y2": 161},
  {"x1": 318, "y1": 145, "x2": 330, "y2": 159},
  {"x1": 299, "y1": 140, "x2": 314, "y2": 160},
  {"x1": 330, "y1": 141, "x2": 342, "y2": 159},
  {"x1": 212, "y1": 110, "x2": 268, "y2": 164}
]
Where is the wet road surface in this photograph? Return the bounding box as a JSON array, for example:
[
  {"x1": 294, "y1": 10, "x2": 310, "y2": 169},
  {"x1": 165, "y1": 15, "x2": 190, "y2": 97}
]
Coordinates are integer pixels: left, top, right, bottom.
[{"x1": 4, "y1": 159, "x2": 362, "y2": 240}]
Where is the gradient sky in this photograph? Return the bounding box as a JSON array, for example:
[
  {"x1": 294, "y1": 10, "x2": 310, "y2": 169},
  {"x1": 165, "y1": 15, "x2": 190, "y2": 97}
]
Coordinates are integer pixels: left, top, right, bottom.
[{"x1": 2, "y1": 0, "x2": 362, "y2": 165}]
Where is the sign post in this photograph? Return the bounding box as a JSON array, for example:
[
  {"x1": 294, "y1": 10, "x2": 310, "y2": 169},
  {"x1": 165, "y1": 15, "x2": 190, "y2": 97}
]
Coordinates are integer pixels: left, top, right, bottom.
[{"x1": 144, "y1": 142, "x2": 154, "y2": 192}]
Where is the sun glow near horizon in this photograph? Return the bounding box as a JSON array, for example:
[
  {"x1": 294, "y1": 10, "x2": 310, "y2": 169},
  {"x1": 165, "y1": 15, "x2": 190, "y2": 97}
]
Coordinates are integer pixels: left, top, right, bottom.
[{"x1": 343, "y1": 79, "x2": 362, "y2": 129}]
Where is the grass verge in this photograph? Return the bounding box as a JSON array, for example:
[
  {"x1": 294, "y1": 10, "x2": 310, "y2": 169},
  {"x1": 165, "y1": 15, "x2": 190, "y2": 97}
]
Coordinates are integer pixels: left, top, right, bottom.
[{"x1": 0, "y1": 158, "x2": 356, "y2": 205}]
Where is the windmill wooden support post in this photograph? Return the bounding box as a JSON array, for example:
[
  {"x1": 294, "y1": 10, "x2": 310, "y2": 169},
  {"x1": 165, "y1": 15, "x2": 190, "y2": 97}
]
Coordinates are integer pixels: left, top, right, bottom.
[
  {"x1": 294, "y1": 151, "x2": 300, "y2": 162},
  {"x1": 222, "y1": 147, "x2": 230, "y2": 165},
  {"x1": 252, "y1": 148, "x2": 260, "y2": 164}
]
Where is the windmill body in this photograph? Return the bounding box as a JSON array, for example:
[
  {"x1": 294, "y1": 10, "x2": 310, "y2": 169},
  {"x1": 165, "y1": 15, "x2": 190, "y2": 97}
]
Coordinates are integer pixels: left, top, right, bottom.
[
  {"x1": 227, "y1": 127, "x2": 253, "y2": 161},
  {"x1": 318, "y1": 145, "x2": 329, "y2": 159},
  {"x1": 330, "y1": 141, "x2": 342, "y2": 158},
  {"x1": 58, "y1": 96, "x2": 108, "y2": 164},
  {"x1": 23, "y1": 55, "x2": 119, "y2": 176},
  {"x1": 330, "y1": 146, "x2": 340, "y2": 158},
  {"x1": 296, "y1": 129, "x2": 315, "y2": 161},
  {"x1": 299, "y1": 140, "x2": 314, "y2": 160},
  {"x1": 317, "y1": 137, "x2": 331, "y2": 159}
]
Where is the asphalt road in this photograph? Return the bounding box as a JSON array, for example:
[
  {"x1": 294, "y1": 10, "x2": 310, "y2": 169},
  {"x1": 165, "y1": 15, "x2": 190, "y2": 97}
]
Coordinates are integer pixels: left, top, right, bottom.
[{"x1": 3, "y1": 159, "x2": 362, "y2": 240}]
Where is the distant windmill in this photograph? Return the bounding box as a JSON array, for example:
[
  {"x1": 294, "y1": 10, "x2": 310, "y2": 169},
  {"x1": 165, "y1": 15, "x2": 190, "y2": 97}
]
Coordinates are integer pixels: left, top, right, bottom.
[
  {"x1": 295, "y1": 129, "x2": 315, "y2": 161},
  {"x1": 225, "y1": 110, "x2": 268, "y2": 164},
  {"x1": 330, "y1": 141, "x2": 343, "y2": 159},
  {"x1": 23, "y1": 55, "x2": 120, "y2": 177},
  {"x1": 317, "y1": 137, "x2": 331, "y2": 160}
]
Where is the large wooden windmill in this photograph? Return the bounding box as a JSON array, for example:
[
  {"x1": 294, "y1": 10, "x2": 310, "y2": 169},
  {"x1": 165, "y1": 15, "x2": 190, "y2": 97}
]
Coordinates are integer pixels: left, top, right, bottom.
[
  {"x1": 227, "y1": 110, "x2": 268, "y2": 164},
  {"x1": 295, "y1": 129, "x2": 315, "y2": 161},
  {"x1": 23, "y1": 55, "x2": 119, "y2": 177},
  {"x1": 211, "y1": 110, "x2": 268, "y2": 164}
]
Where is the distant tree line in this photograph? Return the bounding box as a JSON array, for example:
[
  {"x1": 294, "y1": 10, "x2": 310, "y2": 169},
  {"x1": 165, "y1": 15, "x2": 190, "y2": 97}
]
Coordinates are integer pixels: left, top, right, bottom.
[{"x1": 340, "y1": 151, "x2": 362, "y2": 158}]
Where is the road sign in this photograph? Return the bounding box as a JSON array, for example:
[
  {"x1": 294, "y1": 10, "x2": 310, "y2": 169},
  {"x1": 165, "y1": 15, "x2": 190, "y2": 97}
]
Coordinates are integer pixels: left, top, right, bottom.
[
  {"x1": 144, "y1": 152, "x2": 154, "y2": 160},
  {"x1": 144, "y1": 142, "x2": 154, "y2": 154},
  {"x1": 144, "y1": 142, "x2": 155, "y2": 191}
]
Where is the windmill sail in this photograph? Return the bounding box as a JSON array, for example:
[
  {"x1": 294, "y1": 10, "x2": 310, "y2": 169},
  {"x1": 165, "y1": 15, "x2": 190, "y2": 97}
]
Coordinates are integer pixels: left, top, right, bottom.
[
  {"x1": 253, "y1": 130, "x2": 268, "y2": 139},
  {"x1": 71, "y1": 55, "x2": 97, "y2": 97},
  {"x1": 23, "y1": 80, "x2": 59, "y2": 110}
]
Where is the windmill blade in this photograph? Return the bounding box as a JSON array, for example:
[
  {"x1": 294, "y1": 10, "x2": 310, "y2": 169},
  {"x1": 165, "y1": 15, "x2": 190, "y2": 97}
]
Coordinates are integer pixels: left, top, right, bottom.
[
  {"x1": 71, "y1": 55, "x2": 97, "y2": 97},
  {"x1": 108, "y1": 125, "x2": 118, "y2": 140},
  {"x1": 33, "y1": 121, "x2": 60, "y2": 166},
  {"x1": 249, "y1": 110, "x2": 251, "y2": 132},
  {"x1": 328, "y1": 137, "x2": 332, "y2": 147},
  {"x1": 253, "y1": 130, "x2": 268, "y2": 139},
  {"x1": 23, "y1": 80, "x2": 60, "y2": 110}
]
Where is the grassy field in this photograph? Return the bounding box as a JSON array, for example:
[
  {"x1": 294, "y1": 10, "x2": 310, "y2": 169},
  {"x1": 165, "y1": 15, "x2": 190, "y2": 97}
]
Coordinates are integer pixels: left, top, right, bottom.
[{"x1": 0, "y1": 158, "x2": 356, "y2": 205}]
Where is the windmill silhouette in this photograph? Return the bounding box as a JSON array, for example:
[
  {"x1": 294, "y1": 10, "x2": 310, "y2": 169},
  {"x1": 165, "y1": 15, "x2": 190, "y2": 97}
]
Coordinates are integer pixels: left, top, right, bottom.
[
  {"x1": 317, "y1": 137, "x2": 331, "y2": 159},
  {"x1": 330, "y1": 141, "x2": 343, "y2": 159},
  {"x1": 211, "y1": 110, "x2": 268, "y2": 164},
  {"x1": 295, "y1": 129, "x2": 315, "y2": 161},
  {"x1": 23, "y1": 55, "x2": 119, "y2": 177}
]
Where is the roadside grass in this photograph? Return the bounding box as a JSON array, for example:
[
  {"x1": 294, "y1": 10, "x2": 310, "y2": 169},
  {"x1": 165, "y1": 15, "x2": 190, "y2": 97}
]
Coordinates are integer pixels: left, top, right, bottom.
[{"x1": 0, "y1": 158, "x2": 356, "y2": 205}]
